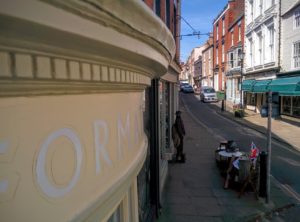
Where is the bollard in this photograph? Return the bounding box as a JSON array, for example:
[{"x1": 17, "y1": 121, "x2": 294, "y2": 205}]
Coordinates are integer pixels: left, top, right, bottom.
[{"x1": 259, "y1": 151, "x2": 268, "y2": 197}]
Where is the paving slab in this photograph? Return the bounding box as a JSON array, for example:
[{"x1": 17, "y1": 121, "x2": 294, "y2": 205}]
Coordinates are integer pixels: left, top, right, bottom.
[{"x1": 157, "y1": 96, "x2": 298, "y2": 222}]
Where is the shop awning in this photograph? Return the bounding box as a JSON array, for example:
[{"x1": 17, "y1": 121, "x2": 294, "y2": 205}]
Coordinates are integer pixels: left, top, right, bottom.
[
  {"x1": 241, "y1": 79, "x2": 255, "y2": 91},
  {"x1": 267, "y1": 76, "x2": 300, "y2": 95},
  {"x1": 252, "y1": 79, "x2": 272, "y2": 93}
]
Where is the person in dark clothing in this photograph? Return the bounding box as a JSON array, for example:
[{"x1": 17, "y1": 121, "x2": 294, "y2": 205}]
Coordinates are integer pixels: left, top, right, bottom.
[{"x1": 174, "y1": 111, "x2": 185, "y2": 162}]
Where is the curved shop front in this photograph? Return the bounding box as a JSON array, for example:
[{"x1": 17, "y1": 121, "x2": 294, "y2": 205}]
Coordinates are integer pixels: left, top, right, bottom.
[{"x1": 0, "y1": 0, "x2": 177, "y2": 221}]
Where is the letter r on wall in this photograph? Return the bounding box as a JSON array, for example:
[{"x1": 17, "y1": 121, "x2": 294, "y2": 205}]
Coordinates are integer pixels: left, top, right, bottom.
[{"x1": 94, "y1": 120, "x2": 112, "y2": 174}]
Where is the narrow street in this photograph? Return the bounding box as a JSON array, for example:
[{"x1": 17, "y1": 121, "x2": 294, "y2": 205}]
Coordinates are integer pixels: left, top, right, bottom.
[{"x1": 181, "y1": 93, "x2": 300, "y2": 200}]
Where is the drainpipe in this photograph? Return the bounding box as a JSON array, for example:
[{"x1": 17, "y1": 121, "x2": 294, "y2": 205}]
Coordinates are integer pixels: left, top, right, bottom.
[
  {"x1": 277, "y1": 0, "x2": 282, "y2": 117},
  {"x1": 277, "y1": 0, "x2": 282, "y2": 72}
]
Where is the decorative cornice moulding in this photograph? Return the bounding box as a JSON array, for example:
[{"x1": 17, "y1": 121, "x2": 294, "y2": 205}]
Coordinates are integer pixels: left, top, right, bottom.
[
  {"x1": 0, "y1": 48, "x2": 151, "y2": 97},
  {"x1": 0, "y1": 0, "x2": 177, "y2": 96}
]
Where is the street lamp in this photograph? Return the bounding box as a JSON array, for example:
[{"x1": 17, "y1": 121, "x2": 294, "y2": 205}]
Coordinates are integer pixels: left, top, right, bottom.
[{"x1": 238, "y1": 51, "x2": 245, "y2": 108}]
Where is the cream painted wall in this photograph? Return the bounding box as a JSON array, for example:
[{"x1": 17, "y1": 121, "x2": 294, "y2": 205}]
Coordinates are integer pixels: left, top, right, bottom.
[
  {"x1": 0, "y1": 92, "x2": 147, "y2": 221},
  {"x1": 0, "y1": 0, "x2": 180, "y2": 221}
]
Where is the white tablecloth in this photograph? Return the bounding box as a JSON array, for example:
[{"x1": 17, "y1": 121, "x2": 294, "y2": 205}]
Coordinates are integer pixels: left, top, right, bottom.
[{"x1": 218, "y1": 150, "x2": 243, "y2": 158}]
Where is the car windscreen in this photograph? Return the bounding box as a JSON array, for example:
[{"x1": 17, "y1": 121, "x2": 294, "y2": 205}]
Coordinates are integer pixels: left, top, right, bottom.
[{"x1": 203, "y1": 88, "x2": 215, "y2": 93}]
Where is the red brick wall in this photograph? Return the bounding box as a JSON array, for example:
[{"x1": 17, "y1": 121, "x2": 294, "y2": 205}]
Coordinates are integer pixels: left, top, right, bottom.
[
  {"x1": 143, "y1": 0, "x2": 154, "y2": 10},
  {"x1": 213, "y1": 6, "x2": 230, "y2": 91},
  {"x1": 143, "y1": 0, "x2": 181, "y2": 63},
  {"x1": 213, "y1": 0, "x2": 245, "y2": 91}
]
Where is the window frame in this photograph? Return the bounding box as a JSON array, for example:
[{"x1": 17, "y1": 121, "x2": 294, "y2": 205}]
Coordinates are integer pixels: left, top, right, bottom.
[
  {"x1": 257, "y1": 31, "x2": 263, "y2": 65},
  {"x1": 294, "y1": 7, "x2": 300, "y2": 29},
  {"x1": 222, "y1": 17, "x2": 225, "y2": 36},
  {"x1": 216, "y1": 47, "x2": 219, "y2": 64},
  {"x1": 248, "y1": 37, "x2": 253, "y2": 67},
  {"x1": 238, "y1": 25, "x2": 241, "y2": 42},
  {"x1": 268, "y1": 25, "x2": 274, "y2": 62},
  {"x1": 293, "y1": 41, "x2": 300, "y2": 69},
  {"x1": 231, "y1": 29, "x2": 234, "y2": 46},
  {"x1": 222, "y1": 44, "x2": 225, "y2": 63}
]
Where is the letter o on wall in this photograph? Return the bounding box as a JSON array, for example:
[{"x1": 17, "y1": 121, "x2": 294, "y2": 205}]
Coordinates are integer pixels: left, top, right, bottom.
[{"x1": 36, "y1": 128, "x2": 83, "y2": 198}]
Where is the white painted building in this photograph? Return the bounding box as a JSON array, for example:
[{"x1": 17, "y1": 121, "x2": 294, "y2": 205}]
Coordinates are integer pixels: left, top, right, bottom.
[
  {"x1": 281, "y1": 1, "x2": 300, "y2": 72},
  {"x1": 244, "y1": 0, "x2": 280, "y2": 111},
  {"x1": 279, "y1": 1, "x2": 300, "y2": 118}
]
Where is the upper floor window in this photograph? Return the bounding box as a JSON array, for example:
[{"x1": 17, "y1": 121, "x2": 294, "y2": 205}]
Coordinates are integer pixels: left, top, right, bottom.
[
  {"x1": 265, "y1": 0, "x2": 275, "y2": 10},
  {"x1": 294, "y1": 8, "x2": 300, "y2": 29},
  {"x1": 268, "y1": 25, "x2": 274, "y2": 62},
  {"x1": 231, "y1": 30, "x2": 234, "y2": 46},
  {"x1": 216, "y1": 24, "x2": 219, "y2": 40},
  {"x1": 257, "y1": 32, "x2": 263, "y2": 65},
  {"x1": 229, "y1": 51, "x2": 234, "y2": 68},
  {"x1": 155, "y1": 0, "x2": 161, "y2": 17},
  {"x1": 166, "y1": 0, "x2": 171, "y2": 29},
  {"x1": 222, "y1": 17, "x2": 225, "y2": 36},
  {"x1": 237, "y1": 48, "x2": 242, "y2": 67},
  {"x1": 216, "y1": 47, "x2": 219, "y2": 64},
  {"x1": 293, "y1": 41, "x2": 300, "y2": 68},
  {"x1": 249, "y1": 39, "x2": 253, "y2": 67},
  {"x1": 248, "y1": 37, "x2": 253, "y2": 67},
  {"x1": 259, "y1": 0, "x2": 263, "y2": 16},
  {"x1": 238, "y1": 25, "x2": 241, "y2": 42},
  {"x1": 222, "y1": 44, "x2": 225, "y2": 62},
  {"x1": 248, "y1": 0, "x2": 254, "y2": 24}
]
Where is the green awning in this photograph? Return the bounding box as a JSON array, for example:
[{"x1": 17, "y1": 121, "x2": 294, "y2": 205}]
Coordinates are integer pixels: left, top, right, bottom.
[
  {"x1": 252, "y1": 79, "x2": 272, "y2": 92},
  {"x1": 241, "y1": 79, "x2": 255, "y2": 91},
  {"x1": 267, "y1": 76, "x2": 300, "y2": 96}
]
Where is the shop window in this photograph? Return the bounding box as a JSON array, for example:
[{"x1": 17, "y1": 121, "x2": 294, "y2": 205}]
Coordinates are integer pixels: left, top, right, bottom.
[
  {"x1": 107, "y1": 204, "x2": 122, "y2": 222},
  {"x1": 282, "y1": 96, "x2": 292, "y2": 115},
  {"x1": 138, "y1": 88, "x2": 151, "y2": 222},
  {"x1": 293, "y1": 96, "x2": 300, "y2": 117},
  {"x1": 164, "y1": 82, "x2": 170, "y2": 150},
  {"x1": 249, "y1": 93, "x2": 255, "y2": 106},
  {"x1": 159, "y1": 81, "x2": 165, "y2": 157}
]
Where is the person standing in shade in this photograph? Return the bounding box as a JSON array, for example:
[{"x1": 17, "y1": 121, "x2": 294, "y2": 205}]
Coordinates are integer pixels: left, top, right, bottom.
[{"x1": 174, "y1": 111, "x2": 186, "y2": 162}]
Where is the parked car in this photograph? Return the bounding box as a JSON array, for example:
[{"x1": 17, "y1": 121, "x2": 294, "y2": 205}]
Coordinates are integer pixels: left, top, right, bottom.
[
  {"x1": 180, "y1": 82, "x2": 189, "y2": 91},
  {"x1": 200, "y1": 86, "x2": 218, "y2": 102},
  {"x1": 182, "y1": 85, "x2": 194, "y2": 93}
]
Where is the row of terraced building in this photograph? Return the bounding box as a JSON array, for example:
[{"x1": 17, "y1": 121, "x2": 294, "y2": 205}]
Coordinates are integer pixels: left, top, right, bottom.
[{"x1": 182, "y1": 0, "x2": 300, "y2": 120}]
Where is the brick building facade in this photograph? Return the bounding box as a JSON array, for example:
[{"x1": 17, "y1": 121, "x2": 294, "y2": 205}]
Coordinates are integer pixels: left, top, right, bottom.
[
  {"x1": 213, "y1": 0, "x2": 245, "y2": 96},
  {"x1": 225, "y1": 0, "x2": 245, "y2": 106}
]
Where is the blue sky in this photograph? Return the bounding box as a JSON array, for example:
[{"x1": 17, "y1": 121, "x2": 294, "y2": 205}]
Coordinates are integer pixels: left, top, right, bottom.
[{"x1": 180, "y1": 0, "x2": 228, "y2": 62}]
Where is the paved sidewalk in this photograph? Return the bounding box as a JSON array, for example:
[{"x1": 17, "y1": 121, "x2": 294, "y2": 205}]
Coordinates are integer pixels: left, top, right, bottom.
[
  {"x1": 209, "y1": 100, "x2": 300, "y2": 152},
  {"x1": 157, "y1": 97, "x2": 299, "y2": 222}
]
